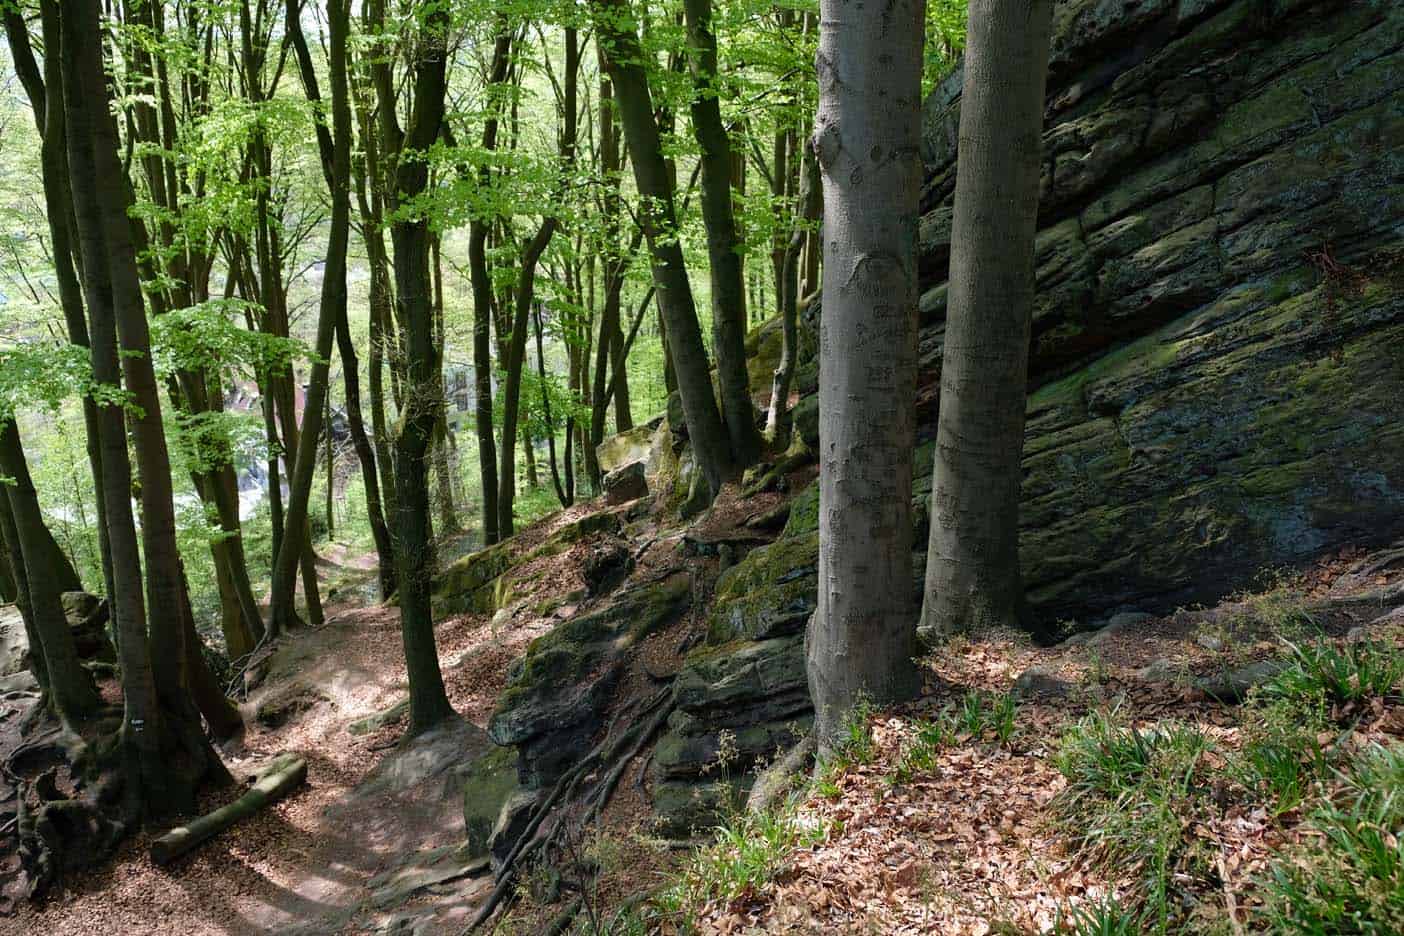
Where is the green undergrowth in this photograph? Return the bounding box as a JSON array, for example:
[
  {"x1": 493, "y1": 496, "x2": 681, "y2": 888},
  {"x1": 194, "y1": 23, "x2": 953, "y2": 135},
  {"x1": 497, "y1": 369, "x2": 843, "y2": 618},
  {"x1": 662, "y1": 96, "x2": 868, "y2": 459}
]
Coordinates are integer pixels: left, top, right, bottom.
[
  {"x1": 585, "y1": 636, "x2": 1402, "y2": 935},
  {"x1": 1053, "y1": 636, "x2": 1404, "y2": 935}
]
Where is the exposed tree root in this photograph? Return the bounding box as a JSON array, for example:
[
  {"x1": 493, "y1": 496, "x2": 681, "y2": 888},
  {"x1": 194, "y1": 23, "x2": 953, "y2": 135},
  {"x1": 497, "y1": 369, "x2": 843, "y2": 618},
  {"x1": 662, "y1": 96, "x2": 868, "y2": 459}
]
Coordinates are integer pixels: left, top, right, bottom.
[
  {"x1": 746, "y1": 735, "x2": 815, "y2": 815},
  {"x1": 466, "y1": 686, "x2": 676, "y2": 933},
  {"x1": 3, "y1": 716, "x2": 129, "y2": 902}
]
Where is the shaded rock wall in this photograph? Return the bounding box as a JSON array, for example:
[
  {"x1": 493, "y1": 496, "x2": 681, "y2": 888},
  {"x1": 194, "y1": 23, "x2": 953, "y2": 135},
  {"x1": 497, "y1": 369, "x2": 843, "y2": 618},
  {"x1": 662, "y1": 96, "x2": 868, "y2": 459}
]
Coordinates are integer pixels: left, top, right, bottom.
[{"x1": 917, "y1": 0, "x2": 1404, "y2": 620}]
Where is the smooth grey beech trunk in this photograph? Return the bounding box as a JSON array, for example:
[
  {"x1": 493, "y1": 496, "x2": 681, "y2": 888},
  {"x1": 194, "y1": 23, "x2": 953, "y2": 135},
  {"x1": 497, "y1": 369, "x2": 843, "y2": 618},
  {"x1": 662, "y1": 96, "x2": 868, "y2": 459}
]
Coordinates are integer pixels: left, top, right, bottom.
[
  {"x1": 920, "y1": 0, "x2": 1053, "y2": 637},
  {"x1": 806, "y1": 0, "x2": 925, "y2": 751}
]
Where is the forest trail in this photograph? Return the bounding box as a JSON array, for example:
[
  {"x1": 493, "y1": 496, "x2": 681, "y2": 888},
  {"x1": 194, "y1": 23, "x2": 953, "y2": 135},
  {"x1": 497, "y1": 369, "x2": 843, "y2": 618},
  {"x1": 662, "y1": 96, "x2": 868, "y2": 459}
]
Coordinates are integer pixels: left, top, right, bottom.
[{"x1": 5, "y1": 540, "x2": 547, "y2": 936}]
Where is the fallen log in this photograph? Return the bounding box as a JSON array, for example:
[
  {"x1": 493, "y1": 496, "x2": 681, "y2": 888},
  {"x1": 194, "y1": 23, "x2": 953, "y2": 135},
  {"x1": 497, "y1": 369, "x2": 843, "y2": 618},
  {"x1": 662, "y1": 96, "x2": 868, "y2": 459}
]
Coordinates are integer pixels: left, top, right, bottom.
[{"x1": 150, "y1": 753, "x2": 306, "y2": 865}]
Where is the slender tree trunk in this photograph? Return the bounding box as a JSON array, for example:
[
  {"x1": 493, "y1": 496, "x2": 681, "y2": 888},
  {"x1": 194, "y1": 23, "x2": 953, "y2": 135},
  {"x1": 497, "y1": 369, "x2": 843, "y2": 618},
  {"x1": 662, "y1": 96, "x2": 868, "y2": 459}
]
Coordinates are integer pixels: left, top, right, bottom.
[
  {"x1": 467, "y1": 33, "x2": 512, "y2": 546},
  {"x1": 767, "y1": 137, "x2": 821, "y2": 443},
  {"x1": 920, "y1": 0, "x2": 1053, "y2": 638},
  {"x1": 369, "y1": 0, "x2": 456, "y2": 734},
  {"x1": 361, "y1": 212, "x2": 401, "y2": 540},
  {"x1": 335, "y1": 300, "x2": 395, "y2": 598},
  {"x1": 534, "y1": 302, "x2": 571, "y2": 507},
  {"x1": 268, "y1": 0, "x2": 354, "y2": 637},
  {"x1": 0, "y1": 420, "x2": 98, "y2": 721},
  {"x1": 325, "y1": 394, "x2": 336, "y2": 537},
  {"x1": 806, "y1": 0, "x2": 925, "y2": 752},
  {"x1": 683, "y1": 0, "x2": 761, "y2": 466},
  {"x1": 592, "y1": 68, "x2": 632, "y2": 476},
  {"x1": 496, "y1": 222, "x2": 559, "y2": 537},
  {"x1": 495, "y1": 25, "x2": 575, "y2": 537},
  {"x1": 592, "y1": 0, "x2": 733, "y2": 500}
]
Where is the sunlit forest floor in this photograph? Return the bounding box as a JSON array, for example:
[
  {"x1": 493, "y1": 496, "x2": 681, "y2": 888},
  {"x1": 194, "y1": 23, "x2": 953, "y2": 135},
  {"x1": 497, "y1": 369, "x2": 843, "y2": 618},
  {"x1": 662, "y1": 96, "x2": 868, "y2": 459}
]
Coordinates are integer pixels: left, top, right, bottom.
[
  {"x1": 2, "y1": 525, "x2": 547, "y2": 934},
  {"x1": 5, "y1": 501, "x2": 1402, "y2": 935}
]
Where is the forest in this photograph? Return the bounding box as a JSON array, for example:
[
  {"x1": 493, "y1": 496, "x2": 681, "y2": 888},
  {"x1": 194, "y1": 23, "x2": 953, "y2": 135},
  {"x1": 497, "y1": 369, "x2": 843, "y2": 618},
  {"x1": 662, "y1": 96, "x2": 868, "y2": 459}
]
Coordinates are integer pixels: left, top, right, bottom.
[{"x1": 0, "y1": 0, "x2": 1401, "y2": 933}]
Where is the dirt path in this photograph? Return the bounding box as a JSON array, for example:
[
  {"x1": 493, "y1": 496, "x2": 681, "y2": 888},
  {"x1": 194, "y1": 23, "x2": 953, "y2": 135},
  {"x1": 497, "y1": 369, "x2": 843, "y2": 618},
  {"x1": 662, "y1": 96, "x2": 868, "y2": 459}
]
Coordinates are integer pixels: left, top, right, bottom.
[{"x1": 5, "y1": 553, "x2": 547, "y2": 936}]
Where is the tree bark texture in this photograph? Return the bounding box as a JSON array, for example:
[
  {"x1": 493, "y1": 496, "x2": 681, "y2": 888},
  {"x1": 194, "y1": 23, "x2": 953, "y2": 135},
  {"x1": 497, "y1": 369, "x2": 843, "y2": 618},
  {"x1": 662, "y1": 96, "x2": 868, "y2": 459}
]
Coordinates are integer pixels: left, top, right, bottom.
[
  {"x1": 372, "y1": 0, "x2": 456, "y2": 735},
  {"x1": 919, "y1": 0, "x2": 1053, "y2": 637},
  {"x1": 806, "y1": 0, "x2": 926, "y2": 751}
]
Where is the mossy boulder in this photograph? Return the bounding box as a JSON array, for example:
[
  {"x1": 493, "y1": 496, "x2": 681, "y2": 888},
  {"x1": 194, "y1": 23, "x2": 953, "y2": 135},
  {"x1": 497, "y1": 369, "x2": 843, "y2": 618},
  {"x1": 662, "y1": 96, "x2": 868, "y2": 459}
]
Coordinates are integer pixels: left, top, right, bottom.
[
  {"x1": 488, "y1": 574, "x2": 691, "y2": 788},
  {"x1": 461, "y1": 745, "x2": 520, "y2": 861},
  {"x1": 431, "y1": 509, "x2": 625, "y2": 618},
  {"x1": 597, "y1": 422, "x2": 658, "y2": 475},
  {"x1": 706, "y1": 534, "x2": 818, "y2": 645}
]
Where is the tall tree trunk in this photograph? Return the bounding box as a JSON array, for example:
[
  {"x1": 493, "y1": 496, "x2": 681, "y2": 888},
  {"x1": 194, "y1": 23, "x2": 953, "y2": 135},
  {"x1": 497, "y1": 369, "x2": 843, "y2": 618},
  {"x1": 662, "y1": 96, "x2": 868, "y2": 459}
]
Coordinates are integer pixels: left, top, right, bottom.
[
  {"x1": 0, "y1": 420, "x2": 99, "y2": 721},
  {"x1": 431, "y1": 235, "x2": 461, "y2": 536},
  {"x1": 592, "y1": 0, "x2": 733, "y2": 501},
  {"x1": 806, "y1": 0, "x2": 925, "y2": 752},
  {"x1": 920, "y1": 0, "x2": 1053, "y2": 637},
  {"x1": 62, "y1": 0, "x2": 217, "y2": 816},
  {"x1": 267, "y1": 0, "x2": 354, "y2": 637},
  {"x1": 497, "y1": 224, "x2": 559, "y2": 536},
  {"x1": 466, "y1": 32, "x2": 512, "y2": 546},
  {"x1": 369, "y1": 0, "x2": 456, "y2": 734},
  {"x1": 683, "y1": 0, "x2": 761, "y2": 467},
  {"x1": 4, "y1": 3, "x2": 115, "y2": 603},
  {"x1": 495, "y1": 25, "x2": 575, "y2": 537},
  {"x1": 592, "y1": 68, "x2": 631, "y2": 479}
]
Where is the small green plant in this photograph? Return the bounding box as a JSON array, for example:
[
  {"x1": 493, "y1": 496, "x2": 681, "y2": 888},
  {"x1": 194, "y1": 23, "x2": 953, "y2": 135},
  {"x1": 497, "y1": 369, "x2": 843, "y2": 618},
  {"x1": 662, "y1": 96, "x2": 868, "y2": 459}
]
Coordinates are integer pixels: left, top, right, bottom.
[
  {"x1": 659, "y1": 800, "x2": 825, "y2": 923},
  {"x1": 1053, "y1": 708, "x2": 1157, "y2": 801},
  {"x1": 1246, "y1": 582, "x2": 1318, "y2": 637},
  {"x1": 1059, "y1": 895, "x2": 1144, "y2": 935},
  {"x1": 1265, "y1": 639, "x2": 1404, "y2": 710},
  {"x1": 960, "y1": 690, "x2": 988, "y2": 736},
  {"x1": 991, "y1": 692, "x2": 1018, "y2": 744},
  {"x1": 889, "y1": 711, "x2": 956, "y2": 784},
  {"x1": 1083, "y1": 649, "x2": 1110, "y2": 687},
  {"x1": 1257, "y1": 743, "x2": 1404, "y2": 934},
  {"x1": 826, "y1": 697, "x2": 877, "y2": 771},
  {"x1": 1235, "y1": 737, "x2": 1313, "y2": 814}
]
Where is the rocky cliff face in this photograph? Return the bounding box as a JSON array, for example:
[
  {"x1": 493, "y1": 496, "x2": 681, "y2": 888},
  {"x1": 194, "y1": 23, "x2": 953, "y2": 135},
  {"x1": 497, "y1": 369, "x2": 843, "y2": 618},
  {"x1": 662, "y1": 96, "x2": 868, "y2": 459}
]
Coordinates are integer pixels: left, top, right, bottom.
[
  {"x1": 648, "y1": 0, "x2": 1404, "y2": 830},
  {"x1": 926, "y1": 0, "x2": 1403, "y2": 620}
]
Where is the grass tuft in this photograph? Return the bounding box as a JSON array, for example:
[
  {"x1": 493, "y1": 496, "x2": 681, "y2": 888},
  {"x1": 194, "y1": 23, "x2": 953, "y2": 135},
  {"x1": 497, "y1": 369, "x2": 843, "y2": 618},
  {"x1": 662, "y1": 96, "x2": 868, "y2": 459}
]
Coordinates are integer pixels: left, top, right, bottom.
[{"x1": 1257, "y1": 743, "x2": 1404, "y2": 934}]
